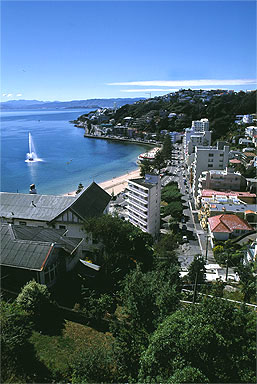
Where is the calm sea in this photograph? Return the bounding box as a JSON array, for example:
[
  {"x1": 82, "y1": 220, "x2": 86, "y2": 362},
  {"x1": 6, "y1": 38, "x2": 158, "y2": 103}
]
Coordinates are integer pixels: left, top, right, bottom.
[{"x1": 1, "y1": 109, "x2": 149, "y2": 195}]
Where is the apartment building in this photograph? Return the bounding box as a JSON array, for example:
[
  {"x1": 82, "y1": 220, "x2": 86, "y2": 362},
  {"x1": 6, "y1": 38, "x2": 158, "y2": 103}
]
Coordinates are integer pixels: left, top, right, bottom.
[
  {"x1": 184, "y1": 118, "x2": 212, "y2": 155},
  {"x1": 198, "y1": 168, "x2": 247, "y2": 193},
  {"x1": 126, "y1": 174, "x2": 161, "y2": 238},
  {"x1": 192, "y1": 142, "x2": 230, "y2": 199}
]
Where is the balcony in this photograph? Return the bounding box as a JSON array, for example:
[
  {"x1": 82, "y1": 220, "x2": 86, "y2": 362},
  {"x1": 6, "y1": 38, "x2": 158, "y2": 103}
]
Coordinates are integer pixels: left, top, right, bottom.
[
  {"x1": 127, "y1": 184, "x2": 148, "y2": 198},
  {"x1": 129, "y1": 217, "x2": 148, "y2": 232},
  {"x1": 128, "y1": 210, "x2": 148, "y2": 227},
  {"x1": 128, "y1": 205, "x2": 148, "y2": 220},
  {"x1": 128, "y1": 198, "x2": 148, "y2": 212},
  {"x1": 127, "y1": 191, "x2": 148, "y2": 205}
]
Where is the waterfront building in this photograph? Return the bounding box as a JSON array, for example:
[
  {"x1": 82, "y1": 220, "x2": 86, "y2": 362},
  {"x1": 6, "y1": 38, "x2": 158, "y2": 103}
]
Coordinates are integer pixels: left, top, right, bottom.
[
  {"x1": 192, "y1": 142, "x2": 230, "y2": 199},
  {"x1": 126, "y1": 174, "x2": 161, "y2": 238},
  {"x1": 0, "y1": 182, "x2": 111, "y2": 255}
]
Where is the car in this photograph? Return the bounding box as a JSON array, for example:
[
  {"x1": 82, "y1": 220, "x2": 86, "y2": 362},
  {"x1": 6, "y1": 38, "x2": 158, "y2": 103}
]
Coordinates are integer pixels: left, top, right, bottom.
[
  {"x1": 182, "y1": 224, "x2": 187, "y2": 230},
  {"x1": 181, "y1": 217, "x2": 186, "y2": 223},
  {"x1": 182, "y1": 235, "x2": 188, "y2": 242}
]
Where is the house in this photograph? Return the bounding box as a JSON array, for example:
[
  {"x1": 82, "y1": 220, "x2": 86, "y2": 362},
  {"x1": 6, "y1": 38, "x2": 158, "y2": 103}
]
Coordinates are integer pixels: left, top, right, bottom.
[
  {"x1": 208, "y1": 214, "x2": 254, "y2": 245},
  {"x1": 1, "y1": 223, "x2": 84, "y2": 289},
  {"x1": 0, "y1": 182, "x2": 111, "y2": 255},
  {"x1": 126, "y1": 174, "x2": 161, "y2": 238}
]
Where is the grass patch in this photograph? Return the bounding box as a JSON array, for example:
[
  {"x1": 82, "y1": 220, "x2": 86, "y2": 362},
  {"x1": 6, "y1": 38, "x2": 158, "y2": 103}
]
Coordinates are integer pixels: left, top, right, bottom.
[{"x1": 31, "y1": 320, "x2": 114, "y2": 382}]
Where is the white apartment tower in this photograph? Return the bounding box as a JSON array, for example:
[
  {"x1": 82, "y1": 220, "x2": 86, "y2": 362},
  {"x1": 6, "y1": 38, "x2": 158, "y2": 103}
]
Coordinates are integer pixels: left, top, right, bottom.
[
  {"x1": 192, "y1": 142, "x2": 230, "y2": 199},
  {"x1": 184, "y1": 118, "x2": 212, "y2": 156},
  {"x1": 127, "y1": 174, "x2": 161, "y2": 238}
]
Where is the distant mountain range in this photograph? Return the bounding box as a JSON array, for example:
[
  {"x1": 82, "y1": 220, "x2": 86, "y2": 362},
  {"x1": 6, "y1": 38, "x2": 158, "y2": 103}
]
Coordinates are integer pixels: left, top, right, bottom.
[{"x1": 0, "y1": 98, "x2": 145, "y2": 110}]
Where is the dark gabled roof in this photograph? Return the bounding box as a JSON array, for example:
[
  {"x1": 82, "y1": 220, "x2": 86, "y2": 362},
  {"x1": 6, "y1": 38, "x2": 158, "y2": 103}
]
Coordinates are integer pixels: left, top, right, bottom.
[
  {"x1": 12, "y1": 225, "x2": 83, "y2": 254},
  {"x1": 0, "y1": 224, "x2": 83, "y2": 271},
  {"x1": 69, "y1": 182, "x2": 111, "y2": 220},
  {"x1": 0, "y1": 182, "x2": 111, "y2": 223}
]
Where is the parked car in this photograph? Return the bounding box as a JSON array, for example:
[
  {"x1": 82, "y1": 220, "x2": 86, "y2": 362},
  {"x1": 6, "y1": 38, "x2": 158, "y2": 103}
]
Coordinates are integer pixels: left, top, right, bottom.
[{"x1": 182, "y1": 235, "x2": 188, "y2": 242}]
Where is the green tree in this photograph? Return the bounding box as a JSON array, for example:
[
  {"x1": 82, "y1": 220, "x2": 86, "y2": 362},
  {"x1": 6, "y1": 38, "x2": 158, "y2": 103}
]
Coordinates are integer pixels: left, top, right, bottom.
[
  {"x1": 162, "y1": 134, "x2": 173, "y2": 160},
  {"x1": 120, "y1": 265, "x2": 181, "y2": 333},
  {"x1": 16, "y1": 280, "x2": 53, "y2": 330},
  {"x1": 138, "y1": 299, "x2": 256, "y2": 383},
  {"x1": 139, "y1": 159, "x2": 153, "y2": 177},
  {"x1": 235, "y1": 263, "x2": 256, "y2": 302},
  {"x1": 0, "y1": 300, "x2": 46, "y2": 383},
  {"x1": 71, "y1": 338, "x2": 115, "y2": 383},
  {"x1": 188, "y1": 255, "x2": 206, "y2": 286}
]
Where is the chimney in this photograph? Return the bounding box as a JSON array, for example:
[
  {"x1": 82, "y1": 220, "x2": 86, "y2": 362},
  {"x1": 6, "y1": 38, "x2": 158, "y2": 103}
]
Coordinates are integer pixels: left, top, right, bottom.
[{"x1": 29, "y1": 184, "x2": 37, "y2": 194}]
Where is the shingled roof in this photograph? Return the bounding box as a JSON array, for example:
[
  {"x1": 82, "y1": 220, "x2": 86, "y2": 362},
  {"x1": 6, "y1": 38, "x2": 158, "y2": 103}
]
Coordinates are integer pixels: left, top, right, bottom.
[
  {"x1": 0, "y1": 224, "x2": 83, "y2": 271},
  {"x1": 208, "y1": 214, "x2": 253, "y2": 233},
  {"x1": 0, "y1": 182, "x2": 111, "y2": 223}
]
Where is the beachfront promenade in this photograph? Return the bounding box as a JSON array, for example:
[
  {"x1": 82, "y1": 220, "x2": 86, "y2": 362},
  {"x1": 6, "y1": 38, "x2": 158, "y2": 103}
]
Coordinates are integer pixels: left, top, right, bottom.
[{"x1": 84, "y1": 133, "x2": 161, "y2": 147}]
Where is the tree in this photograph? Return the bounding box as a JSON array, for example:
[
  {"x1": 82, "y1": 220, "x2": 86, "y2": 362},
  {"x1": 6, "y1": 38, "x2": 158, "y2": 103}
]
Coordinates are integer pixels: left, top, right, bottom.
[
  {"x1": 138, "y1": 299, "x2": 256, "y2": 383},
  {"x1": 188, "y1": 255, "x2": 206, "y2": 286},
  {"x1": 0, "y1": 300, "x2": 40, "y2": 383},
  {"x1": 153, "y1": 150, "x2": 165, "y2": 173},
  {"x1": 139, "y1": 159, "x2": 153, "y2": 177},
  {"x1": 16, "y1": 280, "x2": 53, "y2": 330},
  {"x1": 162, "y1": 134, "x2": 172, "y2": 160},
  {"x1": 235, "y1": 263, "x2": 256, "y2": 302},
  {"x1": 120, "y1": 265, "x2": 181, "y2": 333},
  {"x1": 71, "y1": 337, "x2": 115, "y2": 383}
]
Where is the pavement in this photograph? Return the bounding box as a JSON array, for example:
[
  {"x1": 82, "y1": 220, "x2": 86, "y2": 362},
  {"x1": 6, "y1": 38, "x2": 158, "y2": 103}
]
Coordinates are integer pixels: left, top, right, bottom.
[{"x1": 162, "y1": 144, "x2": 216, "y2": 269}]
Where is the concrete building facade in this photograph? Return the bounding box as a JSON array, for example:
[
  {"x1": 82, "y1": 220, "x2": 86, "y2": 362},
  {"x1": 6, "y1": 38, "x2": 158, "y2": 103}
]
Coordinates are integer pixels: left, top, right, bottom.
[
  {"x1": 198, "y1": 168, "x2": 247, "y2": 193},
  {"x1": 192, "y1": 143, "x2": 230, "y2": 199},
  {"x1": 126, "y1": 174, "x2": 161, "y2": 238}
]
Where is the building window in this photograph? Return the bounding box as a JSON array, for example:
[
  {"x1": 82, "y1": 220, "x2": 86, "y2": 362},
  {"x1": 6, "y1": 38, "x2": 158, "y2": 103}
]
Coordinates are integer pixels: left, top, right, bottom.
[
  {"x1": 59, "y1": 225, "x2": 66, "y2": 230},
  {"x1": 44, "y1": 261, "x2": 58, "y2": 284},
  {"x1": 19, "y1": 221, "x2": 26, "y2": 226},
  {"x1": 208, "y1": 164, "x2": 213, "y2": 168},
  {"x1": 208, "y1": 154, "x2": 214, "y2": 157}
]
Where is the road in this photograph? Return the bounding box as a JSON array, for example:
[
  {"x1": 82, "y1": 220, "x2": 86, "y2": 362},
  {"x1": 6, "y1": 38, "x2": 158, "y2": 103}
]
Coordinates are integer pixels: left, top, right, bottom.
[{"x1": 161, "y1": 144, "x2": 215, "y2": 269}]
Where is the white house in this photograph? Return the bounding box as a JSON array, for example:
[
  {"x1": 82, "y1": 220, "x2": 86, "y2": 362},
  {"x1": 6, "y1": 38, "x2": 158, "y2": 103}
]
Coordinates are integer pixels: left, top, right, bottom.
[
  {"x1": 126, "y1": 174, "x2": 161, "y2": 238},
  {"x1": 208, "y1": 214, "x2": 253, "y2": 245},
  {"x1": 0, "y1": 182, "x2": 111, "y2": 256}
]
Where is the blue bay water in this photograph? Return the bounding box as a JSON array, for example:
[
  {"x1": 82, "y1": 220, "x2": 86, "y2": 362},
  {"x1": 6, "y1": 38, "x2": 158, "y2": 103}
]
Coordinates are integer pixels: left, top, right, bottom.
[{"x1": 1, "y1": 109, "x2": 149, "y2": 195}]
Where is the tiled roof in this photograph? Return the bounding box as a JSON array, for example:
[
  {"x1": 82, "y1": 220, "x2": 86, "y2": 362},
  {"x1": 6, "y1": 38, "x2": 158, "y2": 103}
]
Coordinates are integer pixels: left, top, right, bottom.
[{"x1": 208, "y1": 214, "x2": 253, "y2": 233}]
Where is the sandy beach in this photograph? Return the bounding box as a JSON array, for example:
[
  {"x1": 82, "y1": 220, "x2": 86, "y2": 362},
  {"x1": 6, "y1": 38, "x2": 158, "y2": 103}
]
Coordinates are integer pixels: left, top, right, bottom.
[{"x1": 64, "y1": 168, "x2": 141, "y2": 196}]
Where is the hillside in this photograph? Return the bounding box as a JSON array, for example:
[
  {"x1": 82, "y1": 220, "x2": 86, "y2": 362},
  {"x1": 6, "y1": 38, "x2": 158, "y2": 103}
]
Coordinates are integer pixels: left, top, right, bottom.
[
  {"x1": 0, "y1": 98, "x2": 145, "y2": 110},
  {"x1": 75, "y1": 89, "x2": 256, "y2": 142}
]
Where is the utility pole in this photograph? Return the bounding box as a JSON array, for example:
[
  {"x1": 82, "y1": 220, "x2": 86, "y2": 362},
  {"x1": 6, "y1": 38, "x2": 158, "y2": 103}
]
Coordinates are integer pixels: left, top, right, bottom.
[
  {"x1": 192, "y1": 271, "x2": 198, "y2": 304},
  {"x1": 225, "y1": 258, "x2": 229, "y2": 282},
  {"x1": 205, "y1": 234, "x2": 209, "y2": 261}
]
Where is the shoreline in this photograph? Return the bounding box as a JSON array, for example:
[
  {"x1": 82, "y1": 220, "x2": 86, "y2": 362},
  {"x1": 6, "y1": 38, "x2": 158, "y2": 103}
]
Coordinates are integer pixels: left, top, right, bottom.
[{"x1": 64, "y1": 167, "x2": 141, "y2": 197}]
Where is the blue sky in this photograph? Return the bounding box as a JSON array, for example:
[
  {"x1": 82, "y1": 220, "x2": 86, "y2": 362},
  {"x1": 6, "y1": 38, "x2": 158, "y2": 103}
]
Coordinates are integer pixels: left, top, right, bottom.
[{"x1": 1, "y1": 1, "x2": 256, "y2": 101}]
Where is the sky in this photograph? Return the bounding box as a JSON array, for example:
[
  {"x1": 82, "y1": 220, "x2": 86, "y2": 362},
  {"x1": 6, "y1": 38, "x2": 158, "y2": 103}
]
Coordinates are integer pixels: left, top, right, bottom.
[{"x1": 1, "y1": 0, "x2": 256, "y2": 101}]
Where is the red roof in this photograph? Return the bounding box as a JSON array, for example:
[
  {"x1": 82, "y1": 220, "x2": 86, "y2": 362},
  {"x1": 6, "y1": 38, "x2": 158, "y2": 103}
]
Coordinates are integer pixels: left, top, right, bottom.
[
  {"x1": 229, "y1": 159, "x2": 241, "y2": 164},
  {"x1": 208, "y1": 214, "x2": 253, "y2": 233},
  {"x1": 201, "y1": 189, "x2": 256, "y2": 198}
]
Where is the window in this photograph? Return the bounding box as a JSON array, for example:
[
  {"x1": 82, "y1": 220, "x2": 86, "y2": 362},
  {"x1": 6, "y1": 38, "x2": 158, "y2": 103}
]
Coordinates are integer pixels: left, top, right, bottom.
[
  {"x1": 208, "y1": 164, "x2": 213, "y2": 168},
  {"x1": 44, "y1": 261, "x2": 58, "y2": 284},
  {"x1": 208, "y1": 154, "x2": 214, "y2": 157},
  {"x1": 59, "y1": 225, "x2": 66, "y2": 230},
  {"x1": 208, "y1": 159, "x2": 213, "y2": 162},
  {"x1": 220, "y1": 153, "x2": 224, "y2": 157},
  {"x1": 19, "y1": 221, "x2": 26, "y2": 226}
]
